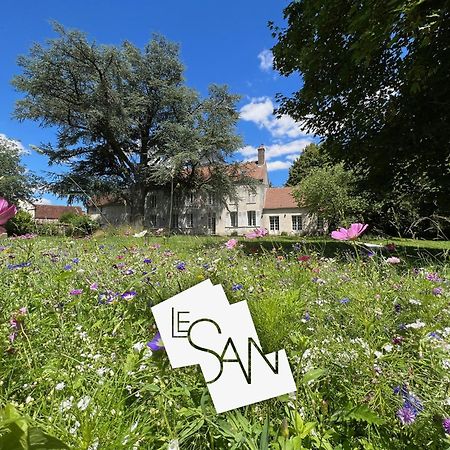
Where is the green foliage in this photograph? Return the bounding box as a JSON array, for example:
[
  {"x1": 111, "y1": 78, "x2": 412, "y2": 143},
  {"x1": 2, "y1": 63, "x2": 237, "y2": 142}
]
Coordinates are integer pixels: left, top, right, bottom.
[
  {"x1": 292, "y1": 163, "x2": 366, "y2": 229},
  {"x1": 286, "y1": 143, "x2": 330, "y2": 187},
  {"x1": 12, "y1": 23, "x2": 244, "y2": 225},
  {"x1": 271, "y1": 1, "x2": 450, "y2": 236},
  {"x1": 58, "y1": 213, "x2": 99, "y2": 236},
  {"x1": 5, "y1": 210, "x2": 34, "y2": 236},
  {"x1": 0, "y1": 135, "x2": 40, "y2": 204},
  {"x1": 0, "y1": 404, "x2": 68, "y2": 449}
]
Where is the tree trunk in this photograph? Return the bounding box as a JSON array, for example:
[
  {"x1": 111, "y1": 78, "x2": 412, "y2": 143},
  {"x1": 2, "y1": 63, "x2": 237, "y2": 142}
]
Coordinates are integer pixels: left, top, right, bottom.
[{"x1": 129, "y1": 183, "x2": 146, "y2": 227}]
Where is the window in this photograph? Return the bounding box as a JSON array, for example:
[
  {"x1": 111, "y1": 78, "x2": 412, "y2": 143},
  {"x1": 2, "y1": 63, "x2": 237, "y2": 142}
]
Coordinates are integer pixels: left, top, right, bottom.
[
  {"x1": 171, "y1": 214, "x2": 179, "y2": 228},
  {"x1": 208, "y1": 213, "x2": 216, "y2": 232},
  {"x1": 247, "y1": 211, "x2": 256, "y2": 227},
  {"x1": 230, "y1": 211, "x2": 238, "y2": 228},
  {"x1": 292, "y1": 215, "x2": 303, "y2": 231},
  {"x1": 148, "y1": 194, "x2": 157, "y2": 208},
  {"x1": 149, "y1": 214, "x2": 157, "y2": 227},
  {"x1": 247, "y1": 190, "x2": 257, "y2": 204},
  {"x1": 269, "y1": 216, "x2": 280, "y2": 231},
  {"x1": 186, "y1": 213, "x2": 194, "y2": 228},
  {"x1": 187, "y1": 193, "x2": 195, "y2": 206},
  {"x1": 208, "y1": 194, "x2": 216, "y2": 205},
  {"x1": 317, "y1": 216, "x2": 324, "y2": 230},
  {"x1": 173, "y1": 195, "x2": 181, "y2": 208}
]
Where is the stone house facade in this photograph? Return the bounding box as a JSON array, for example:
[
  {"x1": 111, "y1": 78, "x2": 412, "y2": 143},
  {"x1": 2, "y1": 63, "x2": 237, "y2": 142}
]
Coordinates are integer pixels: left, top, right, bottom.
[{"x1": 87, "y1": 146, "x2": 326, "y2": 236}]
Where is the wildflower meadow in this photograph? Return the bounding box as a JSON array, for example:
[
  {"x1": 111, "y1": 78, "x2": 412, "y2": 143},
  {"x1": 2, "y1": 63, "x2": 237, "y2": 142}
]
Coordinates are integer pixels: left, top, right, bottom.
[{"x1": 1, "y1": 226, "x2": 449, "y2": 449}]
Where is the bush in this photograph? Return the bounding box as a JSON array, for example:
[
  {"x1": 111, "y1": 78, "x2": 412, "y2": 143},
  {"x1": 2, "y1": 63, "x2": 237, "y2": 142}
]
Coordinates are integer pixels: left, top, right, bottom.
[
  {"x1": 5, "y1": 210, "x2": 35, "y2": 236},
  {"x1": 59, "y1": 213, "x2": 99, "y2": 236}
]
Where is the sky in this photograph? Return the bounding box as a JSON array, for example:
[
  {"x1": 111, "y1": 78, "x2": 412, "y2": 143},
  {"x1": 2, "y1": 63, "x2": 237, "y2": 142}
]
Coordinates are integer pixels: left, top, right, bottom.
[{"x1": 0, "y1": 0, "x2": 316, "y2": 206}]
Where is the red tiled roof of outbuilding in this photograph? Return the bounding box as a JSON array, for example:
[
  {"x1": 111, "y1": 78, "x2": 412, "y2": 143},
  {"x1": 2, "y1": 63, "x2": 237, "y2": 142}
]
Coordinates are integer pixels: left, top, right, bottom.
[
  {"x1": 34, "y1": 205, "x2": 84, "y2": 220},
  {"x1": 264, "y1": 187, "x2": 302, "y2": 209}
]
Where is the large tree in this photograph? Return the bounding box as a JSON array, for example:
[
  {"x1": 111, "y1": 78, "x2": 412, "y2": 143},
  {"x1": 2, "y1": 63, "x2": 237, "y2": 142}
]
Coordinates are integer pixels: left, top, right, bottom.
[
  {"x1": 13, "y1": 24, "x2": 243, "y2": 225},
  {"x1": 285, "y1": 143, "x2": 330, "y2": 186},
  {"x1": 271, "y1": 1, "x2": 450, "y2": 236},
  {"x1": 0, "y1": 134, "x2": 40, "y2": 204}
]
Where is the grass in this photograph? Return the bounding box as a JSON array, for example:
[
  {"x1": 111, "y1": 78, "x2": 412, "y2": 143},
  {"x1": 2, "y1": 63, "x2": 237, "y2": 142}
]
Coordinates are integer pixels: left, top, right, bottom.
[{"x1": 0, "y1": 234, "x2": 449, "y2": 449}]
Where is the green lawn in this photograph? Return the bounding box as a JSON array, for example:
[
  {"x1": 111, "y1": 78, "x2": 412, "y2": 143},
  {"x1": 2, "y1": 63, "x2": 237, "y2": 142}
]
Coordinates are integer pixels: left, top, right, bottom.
[{"x1": 0, "y1": 234, "x2": 449, "y2": 449}]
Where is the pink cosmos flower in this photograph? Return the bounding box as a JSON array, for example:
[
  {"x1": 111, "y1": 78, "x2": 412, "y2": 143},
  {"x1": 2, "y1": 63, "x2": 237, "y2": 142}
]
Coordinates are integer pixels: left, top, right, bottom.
[
  {"x1": 0, "y1": 198, "x2": 17, "y2": 235},
  {"x1": 225, "y1": 238, "x2": 238, "y2": 249},
  {"x1": 245, "y1": 228, "x2": 268, "y2": 239},
  {"x1": 331, "y1": 223, "x2": 368, "y2": 241}
]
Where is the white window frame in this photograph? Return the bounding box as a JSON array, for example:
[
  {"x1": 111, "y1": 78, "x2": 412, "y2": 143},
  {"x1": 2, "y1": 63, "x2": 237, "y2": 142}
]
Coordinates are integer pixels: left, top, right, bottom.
[
  {"x1": 292, "y1": 215, "x2": 303, "y2": 231},
  {"x1": 230, "y1": 211, "x2": 238, "y2": 228},
  {"x1": 186, "y1": 213, "x2": 194, "y2": 228},
  {"x1": 247, "y1": 211, "x2": 256, "y2": 227},
  {"x1": 269, "y1": 216, "x2": 280, "y2": 231}
]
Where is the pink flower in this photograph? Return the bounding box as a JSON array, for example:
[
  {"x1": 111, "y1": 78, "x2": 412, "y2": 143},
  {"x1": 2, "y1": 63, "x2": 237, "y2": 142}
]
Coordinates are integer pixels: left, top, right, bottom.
[
  {"x1": 90, "y1": 282, "x2": 99, "y2": 290},
  {"x1": 331, "y1": 223, "x2": 368, "y2": 241},
  {"x1": 387, "y1": 257, "x2": 401, "y2": 264},
  {"x1": 0, "y1": 198, "x2": 17, "y2": 235},
  {"x1": 225, "y1": 239, "x2": 238, "y2": 249},
  {"x1": 245, "y1": 228, "x2": 268, "y2": 239}
]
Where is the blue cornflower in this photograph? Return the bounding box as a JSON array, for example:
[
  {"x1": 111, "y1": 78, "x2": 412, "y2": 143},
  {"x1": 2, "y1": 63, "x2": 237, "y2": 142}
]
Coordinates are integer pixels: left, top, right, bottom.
[
  {"x1": 144, "y1": 258, "x2": 152, "y2": 264},
  {"x1": 8, "y1": 262, "x2": 31, "y2": 270},
  {"x1": 176, "y1": 262, "x2": 186, "y2": 271},
  {"x1": 232, "y1": 283, "x2": 243, "y2": 291},
  {"x1": 64, "y1": 264, "x2": 72, "y2": 270},
  {"x1": 340, "y1": 297, "x2": 350, "y2": 304},
  {"x1": 397, "y1": 406, "x2": 416, "y2": 425},
  {"x1": 121, "y1": 291, "x2": 137, "y2": 300},
  {"x1": 72, "y1": 258, "x2": 79, "y2": 264}
]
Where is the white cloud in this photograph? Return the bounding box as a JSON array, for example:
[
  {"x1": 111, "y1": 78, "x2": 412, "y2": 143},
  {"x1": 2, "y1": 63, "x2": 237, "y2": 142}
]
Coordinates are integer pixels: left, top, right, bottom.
[
  {"x1": 267, "y1": 160, "x2": 292, "y2": 171},
  {"x1": 34, "y1": 197, "x2": 53, "y2": 205},
  {"x1": 257, "y1": 49, "x2": 274, "y2": 72},
  {"x1": 239, "y1": 138, "x2": 313, "y2": 162},
  {"x1": 0, "y1": 133, "x2": 28, "y2": 155},
  {"x1": 239, "y1": 97, "x2": 311, "y2": 139}
]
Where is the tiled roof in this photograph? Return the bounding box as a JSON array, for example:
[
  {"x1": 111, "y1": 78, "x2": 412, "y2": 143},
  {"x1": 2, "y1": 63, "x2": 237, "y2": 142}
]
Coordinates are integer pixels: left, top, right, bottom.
[
  {"x1": 264, "y1": 187, "x2": 301, "y2": 210},
  {"x1": 90, "y1": 161, "x2": 267, "y2": 207},
  {"x1": 34, "y1": 205, "x2": 84, "y2": 220}
]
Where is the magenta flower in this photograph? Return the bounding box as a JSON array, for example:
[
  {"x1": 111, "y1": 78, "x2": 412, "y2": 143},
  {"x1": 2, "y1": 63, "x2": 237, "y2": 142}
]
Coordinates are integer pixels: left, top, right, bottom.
[
  {"x1": 245, "y1": 228, "x2": 268, "y2": 239},
  {"x1": 225, "y1": 238, "x2": 238, "y2": 249},
  {"x1": 147, "y1": 331, "x2": 164, "y2": 351},
  {"x1": 70, "y1": 289, "x2": 83, "y2": 295},
  {"x1": 443, "y1": 418, "x2": 450, "y2": 434},
  {"x1": 331, "y1": 223, "x2": 368, "y2": 241},
  {"x1": 0, "y1": 198, "x2": 17, "y2": 235}
]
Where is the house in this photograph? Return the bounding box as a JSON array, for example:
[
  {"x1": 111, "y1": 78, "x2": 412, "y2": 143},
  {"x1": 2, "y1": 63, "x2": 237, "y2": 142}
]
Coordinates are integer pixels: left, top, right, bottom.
[
  {"x1": 87, "y1": 146, "x2": 325, "y2": 236},
  {"x1": 21, "y1": 203, "x2": 84, "y2": 223}
]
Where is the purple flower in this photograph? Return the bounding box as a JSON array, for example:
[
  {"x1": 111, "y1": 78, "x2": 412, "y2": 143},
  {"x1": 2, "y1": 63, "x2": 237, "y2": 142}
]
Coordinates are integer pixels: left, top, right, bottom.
[
  {"x1": 72, "y1": 258, "x2": 79, "y2": 264},
  {"x1": 426, "y1": 272, "x2": 442, "y2": 282},
  {"x1": 144, "y1": 258, "x2": 152, "y2": 264},
  {"x1": 123, "y1": 269, "x2": 134, "y2": 275},
  {"x1": 70, "y1": 289, "x2": 83, "y2": 295},
  {"x1": 303, "y1": 312, "x2": 311, "y2": 322},
  {"x1": 147, "y1": 331, "x2": 164, "y2": 351},
  {"x1": 121, "y1": 291, "x2": 137, "y2": 300},
  {"x1": 432, "y1": 287, "x2": 443, "y2": 296},
  {"x1": 176, "y1": 262, "x2": 186, "y2": 271},
  {"x1": 90, "y1": 282, "x2": 98, "y2": 291},
  {"x1": 443, "y1": 418, "x2": 450, "y2": 434},
  {"x1": 340, "y1": 297, "x2": 350, "y2": 304},
  {"x1": 232, "y1": 283, "x2": 243, "y2": 291},
  {"x1": 397, "y1": 406, "x2": 416, "y2": 425},
  {"x1": 64, "y1": 264, "x2": 72, "y2": 270}
]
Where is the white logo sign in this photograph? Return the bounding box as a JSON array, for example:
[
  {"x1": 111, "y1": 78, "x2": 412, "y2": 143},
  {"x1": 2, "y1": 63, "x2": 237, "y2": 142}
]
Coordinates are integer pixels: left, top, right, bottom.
[{"x1": 151, "y1": 280, "x2": 296, "y2": 413}]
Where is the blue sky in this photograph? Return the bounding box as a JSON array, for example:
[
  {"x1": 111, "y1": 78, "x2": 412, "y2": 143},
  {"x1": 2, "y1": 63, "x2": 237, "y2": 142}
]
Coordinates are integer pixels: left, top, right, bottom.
[{"x1": 0, "y1": 0, "x2": 316, "y2": 205}]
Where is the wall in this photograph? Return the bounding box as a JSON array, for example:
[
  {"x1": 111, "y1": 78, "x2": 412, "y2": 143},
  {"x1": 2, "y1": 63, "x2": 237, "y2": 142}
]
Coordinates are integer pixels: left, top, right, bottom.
[{"x1": 261, "y1": 208, "x2": 327, "y2": 236}]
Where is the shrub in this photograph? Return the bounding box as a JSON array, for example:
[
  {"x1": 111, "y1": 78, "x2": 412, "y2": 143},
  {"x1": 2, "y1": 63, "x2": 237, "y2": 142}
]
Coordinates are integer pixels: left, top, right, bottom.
[
  {"x1": 58, "y1": 212, "x2": 99, "y2": 236},
  {"x1": 5, "y1": 210, "x2": 35, "y2": 236}
]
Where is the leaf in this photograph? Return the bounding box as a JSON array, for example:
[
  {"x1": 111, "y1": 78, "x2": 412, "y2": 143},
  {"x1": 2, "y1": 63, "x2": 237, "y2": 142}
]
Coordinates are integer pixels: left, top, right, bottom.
[
  {"x1": 346, "y1": 405, "x2": 385, "y2": 425},
  {"x1": 301, "y1": 368, "x2": 326, "y2": 385},
  {"x1": 28, "y1": 428, "x2": 69, "y2": 449},
  {"x1": 258, "y1": 416, "x2": 269, "y2": 450}
]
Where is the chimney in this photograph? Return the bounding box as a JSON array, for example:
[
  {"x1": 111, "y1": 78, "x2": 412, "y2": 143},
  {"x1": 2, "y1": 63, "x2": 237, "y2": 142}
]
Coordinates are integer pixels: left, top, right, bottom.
[{"x1": 257, "y1": 145, "x2": 265, "y2": 165}]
